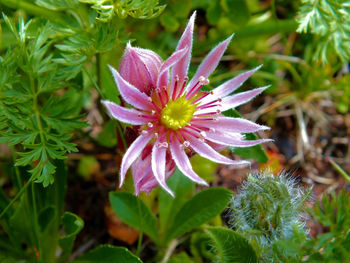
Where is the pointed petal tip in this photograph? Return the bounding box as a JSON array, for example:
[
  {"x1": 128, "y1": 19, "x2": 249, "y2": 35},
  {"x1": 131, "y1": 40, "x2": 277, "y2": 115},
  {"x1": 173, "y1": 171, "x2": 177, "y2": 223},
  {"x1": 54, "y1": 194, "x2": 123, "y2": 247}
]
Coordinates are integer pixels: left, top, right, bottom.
[
  {"x1": 255, "y1": 64, "x2": 263, "y2": 70},
  {"x1": 261, "y1": 125, "x2": 271, "y2": 130}
]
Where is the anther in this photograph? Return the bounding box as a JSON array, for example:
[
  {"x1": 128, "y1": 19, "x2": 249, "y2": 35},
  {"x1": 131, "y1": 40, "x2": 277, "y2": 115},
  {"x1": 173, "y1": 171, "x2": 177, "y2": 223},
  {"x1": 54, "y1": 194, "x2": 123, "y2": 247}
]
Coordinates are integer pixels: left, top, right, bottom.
[
  {"x1": 200, "y1": 131, "x2": 207, "y2": 138},
  {"x1": 198, "y1": 76, "x2": 209, "y2": 85},
  {"x1": 141, "y1": 130, "x2": 148, "y2": 135},
  {"x1": 183, "y1": 141, "x2": 190, "y2": 147},
  {"x1": 147, "y1": 122, "x2": 153, "y2": 127}
]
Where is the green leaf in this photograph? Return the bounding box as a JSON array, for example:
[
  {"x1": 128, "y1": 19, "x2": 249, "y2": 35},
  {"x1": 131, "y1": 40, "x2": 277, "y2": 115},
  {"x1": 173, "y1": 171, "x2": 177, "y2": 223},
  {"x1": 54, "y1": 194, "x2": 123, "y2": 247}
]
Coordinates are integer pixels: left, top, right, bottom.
[
  {"x1": 109, "y1": 191, "x2": 158, "y2": 242},
  {"x1": 165, "y1": 188, "x2": 232, "y2": 243},
  {"x1": 59, "y1": 212, "x2": 84, "y2": 256},
  {"x1": 223, "y1": 109, "x2": 268, "y2": 163},
  {"x1": 168, "y1": 252, "x2": 195, "y2": 263},
  {"x1": 160, "y1": 12, "x2": 180, "y2": 32},
  {"x1": 38, "y1": 206, "x2": 56, "y2": 232},
  {"x1": 159, "y1": 170, "x2": 195, "y2": 236},
  {"x1": 221, "y1": 0, "x2": 250, "y2": 27},
  {"x1": 206, "y1": 227, "x2": 259, "y2": 263},
  {"x1": 71, "y1": 245, "x2": 142, "y2": 263}
]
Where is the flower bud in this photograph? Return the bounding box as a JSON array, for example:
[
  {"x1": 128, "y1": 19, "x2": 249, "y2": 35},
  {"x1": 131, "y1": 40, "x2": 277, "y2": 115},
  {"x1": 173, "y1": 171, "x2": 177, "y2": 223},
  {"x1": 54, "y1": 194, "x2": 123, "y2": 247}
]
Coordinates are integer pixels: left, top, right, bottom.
[
  {"x1": 229, "y1": 171, "x2": 311, "y2": 260},
  {"x1": 119, "y1": 42, "x2": 163, "y2": 95}
]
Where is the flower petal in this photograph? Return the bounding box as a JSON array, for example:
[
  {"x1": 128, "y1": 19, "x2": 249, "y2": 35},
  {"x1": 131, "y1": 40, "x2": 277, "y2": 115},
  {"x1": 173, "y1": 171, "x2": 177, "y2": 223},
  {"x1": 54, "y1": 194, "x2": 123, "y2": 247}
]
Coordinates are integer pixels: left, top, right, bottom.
[
  {"x1": 186, "y1": 35, "x2": 233, "y2": 91},
  {"x1": 208, "y1": 65, "x2": 262, "y2": 100},
  {"x1": 109, "y1": 65, "x2": 153, "y2": 111},
  {"x1": 157, "y1": 47, "x2": 188, "y2": 89},
  {"x1": 192, "y1": 117, "x2": 270, "y2": 133},
  {"x1": 170, "y1": 12, "x2": 196, "y2": 90},
  {"x1": 170, "y1": 136, "x2": 208, "y2": 185},
  {"x1": 120, "y1": 133, "x2": 153, "y2": 187},
  {"x1": 205, "y1": 130, "x2": 273, "y2": 147},
  {"x1": 119, "y1": 42, "x2": 162, "y2": 94},
  {"x1": 152, "y1": 142, "x2": 174, "y2": 196},
  {"x1": 102, "y1": 100, "x2": 149, "y2": 125},
  {"x1": 220, "y1": 86, "x2": 269, "y2": 112},
  {"x1": 189, "y1": 138, "x2": 250, "y2": 166}
]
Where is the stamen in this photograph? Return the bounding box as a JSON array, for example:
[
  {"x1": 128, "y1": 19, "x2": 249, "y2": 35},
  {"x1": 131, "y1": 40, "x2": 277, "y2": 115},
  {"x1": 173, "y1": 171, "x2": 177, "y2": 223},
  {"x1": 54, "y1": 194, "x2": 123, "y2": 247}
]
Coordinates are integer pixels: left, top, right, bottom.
[
  {"x1": 138, "y1": 114, "x2": 158, "y2": 120},
  {"x1": 191, "y1": 117, "x2": 215, "y2": 121},
  {"x1": 147, "y1": 122, "x2": 153, "y2": 128},
  {"x1": 172, "y1": 75, "x2": 180, "y2": 100},
  {"x1": 175, "y1": 76, "x2": 189, "y2": 100},
  {"x1": 141, "y1": 130, "x2": 148, "y2": 135},
  {"x1": 151, "y1": 101, "x2": 162, "y2": 112},
  {"x1": 156, "y1": 88, "x2": 165, "y2": 108},
  {"x1": 157, "y1": 142, "x2": 168, "y2": 148},
  {"x1": 194, "y1": 112, "x2": 218, "y2": 117},
  {"x1": 200, "y1": 131, "x2": 207, "y2": 138},
  {"x1": 196, "y1": 103, "x2": 220, "y2": 110},
  {"x1": 182, "y1": 128, "x2": 200, "y2": 139},
  {"x1": 191, "y1": 92, "x2": 210, "y2": 104},
  {"x1": 163, "y1": 86, "x2": 169, "y2": 104},
  {"x1": 186, "y1": 76, "x2": 209, "y2": 99},
  {"x1": 183, "y1": 141, "x2": 190, "y2": 147}
]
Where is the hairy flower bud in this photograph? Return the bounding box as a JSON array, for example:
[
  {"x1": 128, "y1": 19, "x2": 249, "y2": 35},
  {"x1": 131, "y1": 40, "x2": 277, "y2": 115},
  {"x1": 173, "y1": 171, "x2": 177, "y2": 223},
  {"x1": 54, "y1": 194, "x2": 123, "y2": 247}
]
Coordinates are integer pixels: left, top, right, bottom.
[
  {"x1": 229, "y1": 172, "x2": 310, "y2": 259},
  {"x1": 119, "y1": 42, "x2": 163, "y2": 95}
]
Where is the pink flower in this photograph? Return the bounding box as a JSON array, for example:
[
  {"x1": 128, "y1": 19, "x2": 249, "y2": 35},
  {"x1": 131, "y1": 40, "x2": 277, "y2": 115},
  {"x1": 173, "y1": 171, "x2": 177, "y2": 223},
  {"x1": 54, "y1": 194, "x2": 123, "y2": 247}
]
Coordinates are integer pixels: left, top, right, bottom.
[{"x1": 103, "y1": 12, "x2": 271, "y2": 196}]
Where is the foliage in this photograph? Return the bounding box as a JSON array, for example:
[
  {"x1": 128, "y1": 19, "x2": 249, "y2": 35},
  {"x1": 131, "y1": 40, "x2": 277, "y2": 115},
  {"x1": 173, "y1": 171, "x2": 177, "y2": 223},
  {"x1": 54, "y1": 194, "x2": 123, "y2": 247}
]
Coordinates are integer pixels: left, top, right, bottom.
[
  {"x1": 0, "y1": 16, "x2": 86, "y2": 186},
  {"x1": 303, "y1": 190, "x2": 350, "y2": 262},
  {"x1": 296, "y1": 0, "x2": 350, "y2": 63},
  {"x1": 0, "y1": 0, "x2": 349, "y2": 262},
  {"x1": 79, "y1": 0, "x2": 166, "y2": 22}
]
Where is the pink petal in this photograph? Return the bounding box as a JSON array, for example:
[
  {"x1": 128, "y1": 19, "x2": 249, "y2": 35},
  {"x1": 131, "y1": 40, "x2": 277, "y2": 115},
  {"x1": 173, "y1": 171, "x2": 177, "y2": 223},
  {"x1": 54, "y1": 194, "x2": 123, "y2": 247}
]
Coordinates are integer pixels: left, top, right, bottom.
[
  {"x1": 192, "y1": 117, "x2": 270, "y2": 133},
  {"x1": 119, "y1": 42, "x2": 162, "y2": 94},
  {"x1": 120, "y1": 133, "x2": 152, "y2": 187},
  {"x1": 186, "y1": 35, "x2": 233, "y2": 91},
  {"x1": 132, "y1": 155, "x2": 153, "y2": 195},
  {"x1": 189, "y1": 138, "x2": 250, "y2": 166},
  {"x1": 102, "y1": 100, "x2": 149, "y2": 125},
  {"x1": 220, "y1": 86, "x2": 269, "y2": 112},
  {"x1": 157, "y1": 47, "x2": 188, "y2": 89},
  {"x1": 205, "y1": 130, "x2": 273, "y2": 147},
  {"x1": 169, "y1": 138, "x2": 208, "y2": 185},
  {"x1": 152, "y1": 142, "x2": 174, "y2": 196},
  {"x1": 108, "y1": 65, "x2": 153, "y2": 111},
  {"x1": 170, "y1": 12, "x2": 196, "y2": 90},
  {"x1": 209, "y1": 65, "x2": 262, "y2": 100}
]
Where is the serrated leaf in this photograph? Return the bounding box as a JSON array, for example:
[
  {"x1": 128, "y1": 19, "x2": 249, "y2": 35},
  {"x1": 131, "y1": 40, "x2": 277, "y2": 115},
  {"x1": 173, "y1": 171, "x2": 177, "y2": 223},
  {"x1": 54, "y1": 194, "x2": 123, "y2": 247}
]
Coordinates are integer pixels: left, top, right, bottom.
[
  {"x1": 71, "y1": 245, "x2": 142, "y2": 263},
  {"x1": 206, "y1": 227, "x2": 259, "y2": 263},
  {"x1": 109, "y1": 191, "x2": 158, "y2": 242},
  {"x1": 165, "y1": 188, "x2": 232, "y2": 243}
]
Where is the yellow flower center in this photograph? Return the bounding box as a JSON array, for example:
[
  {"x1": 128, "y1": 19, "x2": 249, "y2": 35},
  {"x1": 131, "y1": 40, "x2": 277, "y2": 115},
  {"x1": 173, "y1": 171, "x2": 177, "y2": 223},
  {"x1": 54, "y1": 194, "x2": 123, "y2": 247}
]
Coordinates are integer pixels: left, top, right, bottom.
[{"x1": 161, "y1": 96, "x2": 196, "y2": 130}]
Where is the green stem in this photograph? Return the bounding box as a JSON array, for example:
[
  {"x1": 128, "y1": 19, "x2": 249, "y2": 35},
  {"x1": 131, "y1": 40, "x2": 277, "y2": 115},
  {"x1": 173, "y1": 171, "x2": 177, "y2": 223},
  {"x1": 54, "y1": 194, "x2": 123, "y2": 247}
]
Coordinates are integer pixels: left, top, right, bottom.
[
  {"x1": 31, "y1": 183, "x2": 41, "y2": 262},
  {"x1": 0, "y1": 0, "x2": 65, "y2": 23},
  {"x1": 135, "y1": 199, "x2": 143, "y2": 257},
  {"x1": 29, "y1": 75, "x2": 46, "y2": 144},
  {"x1": 328, "y1": 158, "x2": 350, "y2": 183},
  {"x1": 83, "y1": 66, "x2": 106, "y2": 100},
  {"x1": 0, "y1": 174, "x2": 35, "y2": 219},
  {"x1": 116, "y1": 120, "x2": 128, "y2": 151},
  {"x1": 136, "y1": 229, "x2": 143, "y2": 257}
]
